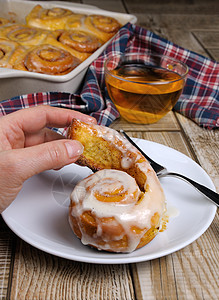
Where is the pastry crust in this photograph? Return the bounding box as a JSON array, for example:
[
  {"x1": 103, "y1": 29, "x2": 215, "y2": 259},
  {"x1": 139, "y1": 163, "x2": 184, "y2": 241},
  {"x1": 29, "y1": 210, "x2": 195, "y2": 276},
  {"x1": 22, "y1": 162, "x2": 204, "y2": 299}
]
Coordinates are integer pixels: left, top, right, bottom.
[
  {"x1": 68, "y1": 119, "x2": 148, "y2": 190},
  {"x1": 67, "y1": 119, "x2": 166, "y2": 253}
]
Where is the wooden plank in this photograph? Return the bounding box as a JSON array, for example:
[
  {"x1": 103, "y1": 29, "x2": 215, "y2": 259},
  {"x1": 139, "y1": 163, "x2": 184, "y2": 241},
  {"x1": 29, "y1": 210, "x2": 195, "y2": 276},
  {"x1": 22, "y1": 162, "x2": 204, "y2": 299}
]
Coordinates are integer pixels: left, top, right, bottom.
[
  {"x1": 133, "y1": 14, "x2": 218, "y2": 57},
  {"x1": 134, "y1": 14, "x2": 219, "y2": 31},
  {"x1": 110, "y1": 111, "x2": 180, "y2": 132},
  {"x1": 10, "y1": 241, "x2": 135, "y2": 300},
  {"x1": 135, "y1": 222, "x2": 219, "y2": 300},
  {"x1": 193, "y1": 30, "x2": 219, "y2": 49},
  {"x1": 208, "y1": 49, "x2": 219, "y2": 61},
  {"x1": 175, "y1": 113, "x2": 219, "y2": 192},
  {"x1": 82, "y1": 0, "x2": 127, "y2": 12},
  {"x1": 123, "y1": 0, "x2": 219, "y2": 15},
  {"x1": 0, "y1": 217, "x2": 14, "y2": 299}
]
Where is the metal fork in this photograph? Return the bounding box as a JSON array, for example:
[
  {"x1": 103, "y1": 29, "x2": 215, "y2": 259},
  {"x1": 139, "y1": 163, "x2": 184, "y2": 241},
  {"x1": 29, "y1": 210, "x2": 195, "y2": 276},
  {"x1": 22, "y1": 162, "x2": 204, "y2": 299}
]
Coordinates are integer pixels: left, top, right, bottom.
[{"x1": 120, "y1": 130, "x2": 219, "y2": 207}]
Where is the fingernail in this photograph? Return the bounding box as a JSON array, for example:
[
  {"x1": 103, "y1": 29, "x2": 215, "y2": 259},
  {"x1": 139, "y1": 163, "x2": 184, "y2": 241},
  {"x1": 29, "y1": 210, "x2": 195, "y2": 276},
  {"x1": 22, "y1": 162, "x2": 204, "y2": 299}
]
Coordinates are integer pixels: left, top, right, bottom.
[{"x1": 65, "y1": 141, "x2": 84, "y2": 158}]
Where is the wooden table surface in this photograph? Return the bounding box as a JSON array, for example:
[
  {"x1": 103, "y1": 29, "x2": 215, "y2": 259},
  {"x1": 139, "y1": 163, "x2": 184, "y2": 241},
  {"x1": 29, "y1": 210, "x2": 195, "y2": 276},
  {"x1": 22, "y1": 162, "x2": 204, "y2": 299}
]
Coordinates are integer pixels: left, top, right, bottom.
[{"x1": 0, "y1": 1, "x2": 218, "y2": 299}]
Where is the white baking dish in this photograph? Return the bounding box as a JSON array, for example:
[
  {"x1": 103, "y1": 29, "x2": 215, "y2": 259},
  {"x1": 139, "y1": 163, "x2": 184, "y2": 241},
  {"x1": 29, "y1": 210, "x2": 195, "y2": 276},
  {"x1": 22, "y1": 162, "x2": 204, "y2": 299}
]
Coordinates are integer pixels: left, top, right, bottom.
[{"x1": 0, "y1": 0, "x2": 137, "y2": 101}]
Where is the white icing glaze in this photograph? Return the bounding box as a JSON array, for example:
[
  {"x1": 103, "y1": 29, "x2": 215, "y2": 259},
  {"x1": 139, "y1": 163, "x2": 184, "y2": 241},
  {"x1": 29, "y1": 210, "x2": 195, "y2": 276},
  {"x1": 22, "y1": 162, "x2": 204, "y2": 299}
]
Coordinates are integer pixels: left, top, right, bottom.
[
  {"x1": 69, "y1": 123, "x2": 166, "y2": 253},
  {"x1": 0, "y1": 39, "x2": 17, "y2": 67},
  {"x1": 70, "y1": 169, "x2": 166, "y2": 252}
]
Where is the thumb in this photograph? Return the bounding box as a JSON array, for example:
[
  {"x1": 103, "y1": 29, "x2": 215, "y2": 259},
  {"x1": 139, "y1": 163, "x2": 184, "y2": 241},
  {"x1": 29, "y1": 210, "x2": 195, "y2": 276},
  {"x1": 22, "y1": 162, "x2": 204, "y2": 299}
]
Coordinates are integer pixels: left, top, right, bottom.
[{"x1": 3, "y1": 139, "x2": 84, "y2": 182}]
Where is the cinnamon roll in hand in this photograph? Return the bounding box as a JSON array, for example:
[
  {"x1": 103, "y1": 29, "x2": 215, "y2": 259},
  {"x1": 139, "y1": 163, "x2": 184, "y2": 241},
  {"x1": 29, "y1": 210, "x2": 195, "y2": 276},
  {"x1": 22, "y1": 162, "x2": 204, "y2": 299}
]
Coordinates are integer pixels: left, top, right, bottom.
[
  {"x1": 68, "y1": 119, "x2": 166, "y2": 253},
  {"x1": 13, "y1": 44, "x2": 81, "y2": 75}
]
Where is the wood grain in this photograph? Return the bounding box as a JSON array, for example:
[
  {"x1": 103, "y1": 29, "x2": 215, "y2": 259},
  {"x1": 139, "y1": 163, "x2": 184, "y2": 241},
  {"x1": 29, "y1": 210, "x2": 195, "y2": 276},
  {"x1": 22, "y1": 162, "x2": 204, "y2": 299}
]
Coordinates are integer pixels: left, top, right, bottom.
[
  {"x1": 176, "y1": 113, "x2": 219, "y2": 191},
  {"x1": 10, "y1": 240, "x2": 135, "y2": 300},
  {"x1": 124, "y1": 0, "x2": 219, "y2": 15},
  {"x1": 0, "y1": 217, "x2": 15, "y2": 299},
  {"x1": 110, "y1": 112, "x2": 180, "y2": 132}
]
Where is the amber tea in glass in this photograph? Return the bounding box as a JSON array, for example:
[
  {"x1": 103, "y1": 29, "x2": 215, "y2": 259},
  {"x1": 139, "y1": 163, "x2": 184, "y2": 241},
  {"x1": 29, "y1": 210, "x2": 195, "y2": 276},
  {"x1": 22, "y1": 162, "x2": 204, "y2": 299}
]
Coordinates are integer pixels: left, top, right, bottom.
[{"x1": 104, "y1": 53, "x2": 188, "y2": 124}]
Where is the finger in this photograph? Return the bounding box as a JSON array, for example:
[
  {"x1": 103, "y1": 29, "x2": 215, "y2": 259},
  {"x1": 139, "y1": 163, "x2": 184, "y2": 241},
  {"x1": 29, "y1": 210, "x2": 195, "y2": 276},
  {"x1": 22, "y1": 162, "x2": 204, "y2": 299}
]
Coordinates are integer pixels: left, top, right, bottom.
[
  {"x1": 1, "y1": 105, "x2": 97, "y2": 134},
  {"x1": 1, "y1": 139, "x2": 84, "y2": 183},
  {"x1": 24, "y1": 128, "x2": 64, "y2": 147}
]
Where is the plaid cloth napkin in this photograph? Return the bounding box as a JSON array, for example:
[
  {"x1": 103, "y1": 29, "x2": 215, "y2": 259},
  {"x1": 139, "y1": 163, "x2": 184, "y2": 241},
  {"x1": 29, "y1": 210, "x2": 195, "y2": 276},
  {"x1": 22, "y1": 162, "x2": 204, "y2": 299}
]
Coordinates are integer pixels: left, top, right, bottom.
[{"x1": 0, "y1": 23, "x2": 218, "y2": 129}]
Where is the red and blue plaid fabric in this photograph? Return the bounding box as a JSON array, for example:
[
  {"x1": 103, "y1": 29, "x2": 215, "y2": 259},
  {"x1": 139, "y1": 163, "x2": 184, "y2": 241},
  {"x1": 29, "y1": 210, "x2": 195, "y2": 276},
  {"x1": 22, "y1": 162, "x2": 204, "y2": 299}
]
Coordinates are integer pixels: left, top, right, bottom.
[{"x1": 0, "y1": 23, "x2": 218, "y2": 129}]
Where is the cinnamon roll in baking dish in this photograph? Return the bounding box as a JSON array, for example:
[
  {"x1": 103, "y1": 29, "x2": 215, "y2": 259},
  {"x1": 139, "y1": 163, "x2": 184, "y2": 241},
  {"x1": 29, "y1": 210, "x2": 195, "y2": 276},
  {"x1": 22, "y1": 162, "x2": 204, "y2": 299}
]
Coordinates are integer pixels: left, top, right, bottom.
[
  {"x1": 13, "y1": 44, "x2": 81, "y2": 75},
  {"x1": 67, "y1": 119, "x2": 166, "y2": 253},
  {"x1": 0, "y1": 4, "x2": 121, "y2": 75},
  {"x1": 0, "y1": 24, "x2": 54, "y2": 47},
  {"x1": 50, "y1": 29, "x2": 103, "y2": 61},
  {"x1": 84, "y1": 14, "x2": 121, "y2": 42},
  {"x1": 26, "y1": 4, "x2": 85, "y2": 31},
  {"x1": 0, "y1": 38, "x2": 25, "y2": 68},
  {"x1": 25, "y1": 5, "x2": 121, "y2": 42}
]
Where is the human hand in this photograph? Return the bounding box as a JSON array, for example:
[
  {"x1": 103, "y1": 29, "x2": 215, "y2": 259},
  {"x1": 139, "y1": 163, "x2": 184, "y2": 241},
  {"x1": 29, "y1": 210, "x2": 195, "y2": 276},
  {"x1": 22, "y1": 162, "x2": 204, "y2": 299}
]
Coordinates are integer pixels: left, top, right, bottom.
[{"x1": 0, "y1": 105, "x2": 96, "y2": 213}]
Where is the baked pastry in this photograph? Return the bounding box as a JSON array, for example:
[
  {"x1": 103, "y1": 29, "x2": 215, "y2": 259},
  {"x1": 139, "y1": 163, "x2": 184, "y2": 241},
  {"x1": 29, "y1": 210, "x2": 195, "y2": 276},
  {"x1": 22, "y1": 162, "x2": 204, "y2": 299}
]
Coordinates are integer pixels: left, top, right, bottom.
[
  {"x1": 0, "y1": 24, "x2": 54, "y2": 47},
  {"x1": 13, "y1": 44, "x2": 81, "y2": 75},
  {"x1": 0, "y1": 38, "x2": 25, "y2": 68},
  {"x1": 0, "y1": 5, "x2": 121, "y2": 75},
  {"x1": 26, "y1": 4, "x2": 84, "y2": 31},
  {"x1": 65, "y1": 14, "x2": 86, "y2": 30},
  {"x1": 51, "y1": 29, "x2": 103, "y2": 61},
  {"x1": 0, "y1": 17, "x2": 11, "y2": 27},
  {"x1": 68, "y1": 119, "x2": 166, "y2": 253},
  {"x1": 84, "y1": 14, "x2": 121, "y2": 42}
]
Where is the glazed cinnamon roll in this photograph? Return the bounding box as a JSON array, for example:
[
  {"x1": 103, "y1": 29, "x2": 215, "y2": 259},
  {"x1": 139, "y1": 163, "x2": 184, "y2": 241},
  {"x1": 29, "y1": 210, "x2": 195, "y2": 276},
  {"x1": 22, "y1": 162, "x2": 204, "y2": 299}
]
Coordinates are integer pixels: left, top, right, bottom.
[
  {"x1": 13, "y1": 44, "x2": 81, "y2": 75},
  {"x1": 25, "y1": 5, "x2": 121, "y2": 42},
  {"x1": 68, "y1": 119, "x2": 166, "y2": 253},
  {"x1": 26, "y1": 4, "x2": 84, "y2": 31},
  {"x1": 50, "y1": 29, "x2": 102, "y2": 61},
  {"x1": 65, "y1": 14, "x2": 86, "y2": 30},
  {"x1": 84, "y1": 14, "x2": 121, "y2": 42},
  {"x1": 0, "y1": 38, "x2": 25, "y2": 68},
  {"x1": 58, "y1": 30, "x2": 102, "y2": 53},
  {"x1": 0, "y1": 24, "x2": 54, "y2": 47}
]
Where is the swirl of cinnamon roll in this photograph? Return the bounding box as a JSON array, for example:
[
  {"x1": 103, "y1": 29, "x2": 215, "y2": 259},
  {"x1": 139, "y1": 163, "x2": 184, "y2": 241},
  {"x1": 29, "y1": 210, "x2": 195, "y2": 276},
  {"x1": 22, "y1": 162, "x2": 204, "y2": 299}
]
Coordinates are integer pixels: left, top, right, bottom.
[
  {"x1": 84, "y1": 14, "x2": 121, "y2": 42},
  {"x1": 0, "y1": 38, "x2": 25, "y2": 68},
  {"x1": 68, "y1": 119, "x2": 166, "y2": 253},
  {"x1": 46, "y1": 29, "x2": 102, "y2": 61},
  {"x1": 0, "y1": 24, "x2": 53, "y2": 47},
  {"x1": 26, "y1": 4, "x2": 84, "y2": 31},
  {"x1": 13, "y1": 44, "x2": 81, "y2": 75},
  {"x1": 58, "y1": 30, "x2": 102, "y2": 53}
]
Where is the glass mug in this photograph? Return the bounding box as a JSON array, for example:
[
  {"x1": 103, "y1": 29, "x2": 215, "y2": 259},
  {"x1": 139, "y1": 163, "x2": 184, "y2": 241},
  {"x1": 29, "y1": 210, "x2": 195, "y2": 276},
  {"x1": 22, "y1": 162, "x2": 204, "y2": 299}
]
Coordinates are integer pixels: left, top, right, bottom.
[{"x1": 104, "y1": 52, "x2": 188, "y2": 124}]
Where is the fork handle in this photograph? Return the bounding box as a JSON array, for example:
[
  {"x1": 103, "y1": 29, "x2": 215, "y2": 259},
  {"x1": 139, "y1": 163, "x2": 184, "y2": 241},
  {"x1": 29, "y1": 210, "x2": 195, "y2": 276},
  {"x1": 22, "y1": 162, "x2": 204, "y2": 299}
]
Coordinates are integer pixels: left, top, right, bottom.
[{"x1": 158, "y1": 172, "x2": 219, "y2": 207}]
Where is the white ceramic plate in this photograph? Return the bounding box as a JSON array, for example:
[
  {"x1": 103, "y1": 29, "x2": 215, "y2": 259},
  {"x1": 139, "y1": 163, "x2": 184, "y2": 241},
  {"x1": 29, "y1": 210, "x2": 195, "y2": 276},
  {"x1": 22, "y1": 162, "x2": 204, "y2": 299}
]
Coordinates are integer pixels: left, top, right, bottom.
[{"x1": 2, "y1": 139, "x2": 217, "y2": 264}]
